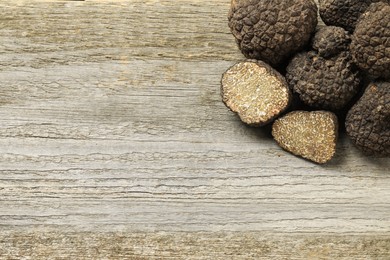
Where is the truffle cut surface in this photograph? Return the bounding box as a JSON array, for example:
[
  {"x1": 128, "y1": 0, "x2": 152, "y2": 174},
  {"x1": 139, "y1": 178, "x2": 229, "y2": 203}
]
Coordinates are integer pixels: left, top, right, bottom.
[
  {"x1": 221, "y1": 61, "x2": 291, "y2": 126},
  {"x1": 272, "y1": 111, "x2": 338, "y2": 164}
]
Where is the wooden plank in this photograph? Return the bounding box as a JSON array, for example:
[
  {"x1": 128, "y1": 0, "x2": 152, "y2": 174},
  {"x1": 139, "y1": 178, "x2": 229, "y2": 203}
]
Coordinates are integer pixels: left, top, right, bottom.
[
  {"x1": 1, "y1": 232, "x2": 390, "y2": 259},
  {"x1": 0, "y1": 0, "x2": 389, "y2": 257}
]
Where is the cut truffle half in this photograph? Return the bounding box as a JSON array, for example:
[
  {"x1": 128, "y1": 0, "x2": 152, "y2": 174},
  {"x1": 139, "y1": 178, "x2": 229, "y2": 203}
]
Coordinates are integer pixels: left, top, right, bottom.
[
  {"x1": 351, "y1": 2, "x2": 390, "y2": 80},
  {"x1": 272, "y1": 111, "x2": 338, "y2": 164},
  {"x1": 221, "y1": 60, "x2": 292, "y2": 126},
  {"x1": 228, "y1": 0, "x2": 318, "y2": 67},
  {"x1": 319, "y1": 0, "x2": 390, "y2": 32},
  {"x1": 346, "y1": 82, "x2": 390, "y2": 156},
  {"x1": 286, "y1": 50, "x2": 361, "y2": 111}
]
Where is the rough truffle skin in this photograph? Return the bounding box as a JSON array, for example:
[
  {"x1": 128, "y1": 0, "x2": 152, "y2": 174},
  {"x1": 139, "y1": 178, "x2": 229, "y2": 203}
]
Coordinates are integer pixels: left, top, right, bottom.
[
  {"x1": 286, "y1": 51, "x2": 361, "y2": 111},
  {"x1": 228, "y1": 0, "x2": 318, "y2": 67},
  {"x1": 346, "y1": 82, "x2": 390, "y2": 156},
  {"x1": 351, "y1": 2, "x2": 390, "y2": 80},
  {"x1": 319, "y1": 0, "x2": 390, "y2": 32},
  {"x1": 312, "y1": 26, "x2": 350, "y2": 58}
]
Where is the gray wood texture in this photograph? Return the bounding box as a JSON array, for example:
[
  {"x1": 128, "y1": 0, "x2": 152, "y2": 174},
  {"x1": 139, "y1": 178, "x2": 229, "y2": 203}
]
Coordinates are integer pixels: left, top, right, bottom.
[{"x1": 0, "y1": 0, "x2": 389, "y2": 258}]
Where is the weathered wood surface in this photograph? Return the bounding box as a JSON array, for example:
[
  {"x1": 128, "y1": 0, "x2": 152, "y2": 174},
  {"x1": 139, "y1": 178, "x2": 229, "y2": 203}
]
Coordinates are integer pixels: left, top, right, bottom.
[{"x1": 0, "y1": 0, "x2": 389, "y2": 258}]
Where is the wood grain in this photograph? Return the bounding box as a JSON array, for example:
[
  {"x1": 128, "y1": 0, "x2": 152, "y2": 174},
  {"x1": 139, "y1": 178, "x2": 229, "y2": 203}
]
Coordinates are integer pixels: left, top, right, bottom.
[
  {"x1": 0, "y1": 0, "x2": 389, "y2": 258},
  {"x1": 1, "y1": 232, "x2": 390, "y2": 259}
]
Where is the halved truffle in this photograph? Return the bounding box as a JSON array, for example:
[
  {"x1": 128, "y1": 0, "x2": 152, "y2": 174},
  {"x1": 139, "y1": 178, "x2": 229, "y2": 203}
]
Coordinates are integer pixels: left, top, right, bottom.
[
  {"x1": 350, "y1": 2, "x2": 390, "y2": 80},
  {"x1": 319, "y1": 0, "x2": 390, "y2": 32},
  {"x1": 345, "y1": 82, "x2": 390, "y2": 156},
  {"x1": 228, "y1": 0, "x2": 318, "y2": 67},
  {"x1": 272, "y1": 111, "x2": 338, "y2": 164},
  {"x1": 221, "y1": 60, "x2": 292, "y2": 126}
]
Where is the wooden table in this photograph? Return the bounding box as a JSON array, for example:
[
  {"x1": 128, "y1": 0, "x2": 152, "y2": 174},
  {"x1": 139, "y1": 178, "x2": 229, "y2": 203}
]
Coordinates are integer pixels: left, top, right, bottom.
[{"x1": 0, "y1": 0, "x2": 389, "y2": 258}]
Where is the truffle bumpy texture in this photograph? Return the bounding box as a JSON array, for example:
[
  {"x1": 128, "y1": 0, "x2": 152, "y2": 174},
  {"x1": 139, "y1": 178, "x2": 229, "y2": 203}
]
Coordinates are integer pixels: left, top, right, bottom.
[
  {"x1": 286, "y1": 50, "x2": 360, "y2": 111},
  {"x1": 346, "y1": 82, "x2": 390, "y2": 156},
  {"x1": 221, "y1": 60, "x2": 291, "y2": 126},
  {"x1": 272, "y1": 111, "x2": 338, "y2": 164},
  {"x1": 319, "y1": 0, "x2": 390, "y2": 32},
  {"x1": 228, "y1": 0, "x2": 318, "y2": 67},
  {"x1": 351, "y1": 2, "x2": 390, "y2": 80},
  {"x1": 312, "y1": 26, "x2": 350, "y2": 58}
]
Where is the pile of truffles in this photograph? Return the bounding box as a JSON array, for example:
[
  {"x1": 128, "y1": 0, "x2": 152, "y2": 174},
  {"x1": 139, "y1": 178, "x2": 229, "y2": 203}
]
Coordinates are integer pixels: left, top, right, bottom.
[{"x1": 221, "y1": 0, "x2": 389, "y2": 163}]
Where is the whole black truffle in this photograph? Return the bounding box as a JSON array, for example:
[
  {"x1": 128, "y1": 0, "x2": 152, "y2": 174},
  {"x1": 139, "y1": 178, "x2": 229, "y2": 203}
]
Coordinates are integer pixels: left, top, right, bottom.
[
  {"x1": 286, "y1": 27, "x2": 361, "y2": 111},
  {"x1": 228, "y1": 0, "x2": 318, "y2": 67},
  {"x1": 350, "y1": 2, "x2": 390, "y2": 80},
  {"x1": 312, "y1": 26, "x2": 350, "y2": 58},
  {"x1": 319, "y1": 0, "x2": 390, "y2": 32},
  {"x1": 345, "y1": 82, "x2": 390, "y2": 156}
]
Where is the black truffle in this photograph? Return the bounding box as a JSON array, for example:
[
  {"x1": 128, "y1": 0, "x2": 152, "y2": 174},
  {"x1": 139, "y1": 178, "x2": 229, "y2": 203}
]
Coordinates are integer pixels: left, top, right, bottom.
[
  {"x1": 312, "y1": 26, "x2": 350, "y2": 58},
  {"x1": 272, "y1": 110, "x2": 338, "y2": 164},
  {"x1": 228, "y1": 0, "x2": 318, "y2": 67},
  {"x1": 319, "y1": 0, "x2": 390, "y2": 32},
  {"x1": 221, "y1": 60, "x2": 292, "y2": 126},
  {"x1": 350, "y1": 2, "x2": 390, "y2": 80},
  {"x1": 286, "y1": 27, "x2": 361, "y2": 111},
  {"x1": 345, "y1": 82, "x2": 390, "y2": 156}
]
